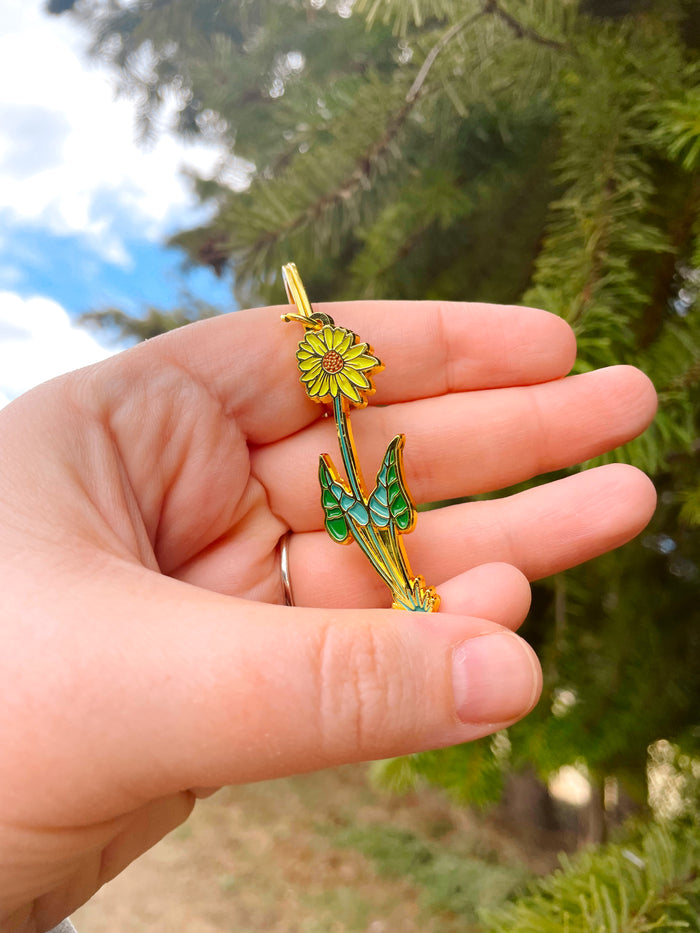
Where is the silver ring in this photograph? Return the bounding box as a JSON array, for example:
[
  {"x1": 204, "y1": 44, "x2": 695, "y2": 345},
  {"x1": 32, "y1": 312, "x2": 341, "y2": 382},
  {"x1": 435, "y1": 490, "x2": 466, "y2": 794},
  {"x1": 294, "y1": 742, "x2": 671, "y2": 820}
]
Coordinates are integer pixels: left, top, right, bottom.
[{"x1": 280, "y1": 532, "x2": 294, "y2": 606}]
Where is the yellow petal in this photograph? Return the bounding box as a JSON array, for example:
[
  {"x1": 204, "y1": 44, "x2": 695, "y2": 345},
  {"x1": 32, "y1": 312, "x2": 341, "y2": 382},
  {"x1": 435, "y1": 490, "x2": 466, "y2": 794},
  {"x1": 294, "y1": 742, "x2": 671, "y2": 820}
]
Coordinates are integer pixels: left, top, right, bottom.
[
  {"x1": 330, "y1": 327, "x2": 350, "y2": 350},
  {"x1": 320, "y1": 325, "x2": 337, "y2": 350},
  {"x1": 298, "y1": 357, "x2": 323, "y2": 373},
  {"x1": 343, "y1": 341, "x2": 368, "y2": 356},
  {"x1": 336, "y1": 372, "x2": 362, "y2": 403},
  {"x1": 304, "y1": 375, "x2": 317, "y2": 393},
  {"x1": 353, "y1": 359, "x2": 379, "y2": 373},
  {"x1": 307, "y1": 371, "x2": 324, "y2": 396},
  {"x1": 343, "y1": 343, "x2": 377, "y2": 363},
  {"x1": 305, "y1": 331, "x2": 327, "y2": 355},
  {"x1": 343, "y1": 367, "x2": 371, "y2": 389},
  {"x1": 310, "y1": 369, "x2": 332, "y2": 396},
  {"x1": 301, "y1": 361, "x2": 323, "y2": 380}
]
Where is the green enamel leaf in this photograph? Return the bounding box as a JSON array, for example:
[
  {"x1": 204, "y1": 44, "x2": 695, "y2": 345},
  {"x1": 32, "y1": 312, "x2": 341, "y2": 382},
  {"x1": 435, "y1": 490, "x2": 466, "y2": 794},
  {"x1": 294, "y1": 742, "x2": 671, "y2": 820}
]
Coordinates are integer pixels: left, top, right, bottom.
[
  {"x1": 318, "y1": 455, "x2": 369, "y2": 541},
  {"x1": 368, "y1": 435, "x2": 415, "y2": 532},
  {"x1": 321, "y1": 489, "x2": 350, "y2": 542},
  {"x1": 319, "y1": 456, "x2": 350, "y2": 542}
]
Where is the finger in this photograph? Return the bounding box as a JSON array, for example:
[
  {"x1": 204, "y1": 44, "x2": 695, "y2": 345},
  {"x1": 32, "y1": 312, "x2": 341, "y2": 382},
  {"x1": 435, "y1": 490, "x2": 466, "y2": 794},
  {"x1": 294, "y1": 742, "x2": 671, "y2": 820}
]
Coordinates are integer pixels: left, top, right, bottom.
[
  {"x1": 117, "y1": 300, "x2": 575, "y2": 444},
  {"x1": 21, "y1": 793, "x2": 195, "y2": 933},
  {"x1": 437, "y1": 563, "x2": 531, "y2": 629},
  {"x1": 287, "y1": 464, "x2": 657, "y2": 608},
  {"x1": 252, "y1": 365, "x2": 656, "y2": 530},
  {"x1": 7, "y1": 567, "x2": 542, "y2": 825},
  {"x1": 97, "y1": 793, "x2": 195, "y2": 886}
]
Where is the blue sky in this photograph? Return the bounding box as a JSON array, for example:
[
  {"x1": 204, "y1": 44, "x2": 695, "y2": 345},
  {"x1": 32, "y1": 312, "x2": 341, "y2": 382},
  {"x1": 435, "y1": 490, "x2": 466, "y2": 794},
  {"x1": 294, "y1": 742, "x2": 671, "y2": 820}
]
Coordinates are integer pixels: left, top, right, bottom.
[
  {"x1": 0, "y1": 218, "x2": 235, "y2": 319},
  {"x1": 0, "y1": 0, "x2": 242, "y2": 406}
]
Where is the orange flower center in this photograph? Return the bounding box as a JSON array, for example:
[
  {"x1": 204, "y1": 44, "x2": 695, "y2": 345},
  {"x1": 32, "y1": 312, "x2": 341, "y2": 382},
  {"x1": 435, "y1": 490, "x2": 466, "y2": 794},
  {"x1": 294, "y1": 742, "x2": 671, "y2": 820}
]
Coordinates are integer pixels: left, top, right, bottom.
[{"x1": 321, "y1": 349, "x2": 345, "y2": 374}]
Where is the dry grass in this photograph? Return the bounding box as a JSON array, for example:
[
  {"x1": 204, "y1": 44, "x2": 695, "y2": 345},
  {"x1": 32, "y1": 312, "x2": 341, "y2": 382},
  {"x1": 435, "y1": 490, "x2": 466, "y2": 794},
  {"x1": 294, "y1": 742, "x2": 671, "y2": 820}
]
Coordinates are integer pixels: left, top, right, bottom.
[{"x1": 72, "y1": 764, "x2": 538, "y2": 933}]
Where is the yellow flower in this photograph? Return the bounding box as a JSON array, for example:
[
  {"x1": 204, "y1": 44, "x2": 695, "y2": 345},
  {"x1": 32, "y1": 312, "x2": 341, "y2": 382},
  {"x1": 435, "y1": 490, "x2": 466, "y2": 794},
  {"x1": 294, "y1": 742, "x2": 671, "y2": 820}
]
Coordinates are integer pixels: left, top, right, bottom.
[{"x1": 296, "y1": 324, "x2": 381, "y2": 405}]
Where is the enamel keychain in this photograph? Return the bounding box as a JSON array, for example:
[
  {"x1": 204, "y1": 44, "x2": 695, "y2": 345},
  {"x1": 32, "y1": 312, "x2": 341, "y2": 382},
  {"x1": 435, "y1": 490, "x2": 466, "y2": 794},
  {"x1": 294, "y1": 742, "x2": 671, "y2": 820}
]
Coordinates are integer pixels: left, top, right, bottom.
[{"x1": 281, "y1": 262, "x2": 440, "y2": 612}]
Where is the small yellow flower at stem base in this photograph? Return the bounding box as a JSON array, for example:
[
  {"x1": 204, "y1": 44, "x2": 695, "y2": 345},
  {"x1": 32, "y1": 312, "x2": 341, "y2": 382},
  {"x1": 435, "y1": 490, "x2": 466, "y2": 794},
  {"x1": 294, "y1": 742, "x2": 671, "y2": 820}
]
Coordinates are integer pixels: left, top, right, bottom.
[{"x1": 296, "y1": 324, "x2": 382, "y2": 407}]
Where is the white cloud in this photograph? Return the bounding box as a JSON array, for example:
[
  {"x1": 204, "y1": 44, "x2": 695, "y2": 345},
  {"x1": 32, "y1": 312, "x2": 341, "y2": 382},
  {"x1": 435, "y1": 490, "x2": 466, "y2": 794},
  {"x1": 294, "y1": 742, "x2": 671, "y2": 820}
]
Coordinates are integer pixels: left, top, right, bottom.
[
  {"x1": 0, "y1": 291, "x2": 115, "y2": 406},
  {"x1": 0, "y1": 0, "x2": 226, "y2": 265}
]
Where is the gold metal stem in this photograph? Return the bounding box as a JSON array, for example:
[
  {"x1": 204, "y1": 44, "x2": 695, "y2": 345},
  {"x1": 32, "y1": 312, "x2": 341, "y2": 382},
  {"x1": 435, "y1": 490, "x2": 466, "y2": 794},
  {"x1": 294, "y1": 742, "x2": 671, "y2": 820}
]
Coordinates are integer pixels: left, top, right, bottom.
[{"x1": 282, "y1": 263, "x2": 313, "y2": 318}]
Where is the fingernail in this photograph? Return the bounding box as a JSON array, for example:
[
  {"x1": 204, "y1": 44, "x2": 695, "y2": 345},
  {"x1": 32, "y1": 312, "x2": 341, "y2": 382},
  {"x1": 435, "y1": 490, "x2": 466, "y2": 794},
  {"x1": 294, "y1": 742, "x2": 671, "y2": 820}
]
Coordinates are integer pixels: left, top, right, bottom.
[{"x1": 452, "y1": 633, "x2": 539, "y2": 724}]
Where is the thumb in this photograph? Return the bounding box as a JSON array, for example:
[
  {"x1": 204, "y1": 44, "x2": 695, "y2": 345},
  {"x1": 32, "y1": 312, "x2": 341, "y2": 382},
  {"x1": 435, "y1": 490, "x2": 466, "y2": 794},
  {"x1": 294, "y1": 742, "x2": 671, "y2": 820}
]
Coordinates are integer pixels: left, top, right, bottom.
[{"x1": 11, "y1": 562, "x2": 541, "y2": 824}]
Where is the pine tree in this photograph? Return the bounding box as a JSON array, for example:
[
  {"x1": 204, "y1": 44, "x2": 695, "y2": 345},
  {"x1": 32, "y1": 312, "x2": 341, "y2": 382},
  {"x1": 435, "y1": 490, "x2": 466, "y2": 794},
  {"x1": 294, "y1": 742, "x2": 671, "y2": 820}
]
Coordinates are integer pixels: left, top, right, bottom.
[
  {"x1": 483, "y1": 822, "x2": 700, "y2": 932},
  {"x1": 64, "y1": 0, "x2": 700, "y2": 827}
]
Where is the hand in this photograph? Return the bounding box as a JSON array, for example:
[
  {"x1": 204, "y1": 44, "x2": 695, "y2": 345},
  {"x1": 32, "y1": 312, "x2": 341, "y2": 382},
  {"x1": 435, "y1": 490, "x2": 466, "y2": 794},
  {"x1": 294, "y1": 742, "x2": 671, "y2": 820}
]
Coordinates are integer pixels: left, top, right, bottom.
[{"x1": 0, "y1": 299, "x2": 656, "y2": 931}]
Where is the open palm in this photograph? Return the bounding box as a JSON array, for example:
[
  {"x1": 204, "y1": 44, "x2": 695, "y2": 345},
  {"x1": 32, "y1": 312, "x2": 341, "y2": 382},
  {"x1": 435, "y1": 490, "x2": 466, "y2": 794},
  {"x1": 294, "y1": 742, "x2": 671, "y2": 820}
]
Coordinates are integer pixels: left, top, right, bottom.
[{"x1": 0, "y1": 299, "x2": 656, "y2": 932}]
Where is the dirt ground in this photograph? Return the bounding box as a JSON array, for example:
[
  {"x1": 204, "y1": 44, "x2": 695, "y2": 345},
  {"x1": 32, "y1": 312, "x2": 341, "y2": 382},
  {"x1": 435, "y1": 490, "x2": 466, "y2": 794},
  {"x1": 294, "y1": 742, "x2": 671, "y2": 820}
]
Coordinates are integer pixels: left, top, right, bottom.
[{"x1": 72, "y1": 764, "x2": 553, "y2": 933}]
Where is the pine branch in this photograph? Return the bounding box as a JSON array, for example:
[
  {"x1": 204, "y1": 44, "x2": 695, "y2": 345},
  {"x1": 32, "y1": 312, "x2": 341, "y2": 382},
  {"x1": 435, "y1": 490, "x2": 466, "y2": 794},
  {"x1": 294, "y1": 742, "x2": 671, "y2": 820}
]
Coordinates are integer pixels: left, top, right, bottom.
[
  {"x1": 79, "y1": 304, "x2": 220, "y2": 342},
  {"x1": 273, "y1": 0, "x2": 563, "y2": 237},
  {"x1": 405, "y1": 9, "x2": 486, "y2": 103},
  {"x1": 483, "y1": 0, "x2": 567, "y2": 51},
  {"x1": 217, "y1": 13, "x2": 488, "y2": 278},
  {"x1": 276, "y1": 10, "x2": 485, "y2": 233},
  {"x1": 482, "y1": 824, "x2": 700, "y2": 932},
  {"x1": 360, "y1": 0, "x2": 568, "y2": 50},
  {"x1": 640, "y1": 174, "x2": 700, "y2": 349},
  {"x1": 674, "y1": 358, "x2": 700, "y2": 392},
  {"x1": 524, "y1": 21, "x2": 688, "y2": 347},
  {"x1": 224, "y1": 4, "x2": 566, "y2": 277},
  {"x1": 569, "y1": 172, "x2": 618, "y2": 326}
]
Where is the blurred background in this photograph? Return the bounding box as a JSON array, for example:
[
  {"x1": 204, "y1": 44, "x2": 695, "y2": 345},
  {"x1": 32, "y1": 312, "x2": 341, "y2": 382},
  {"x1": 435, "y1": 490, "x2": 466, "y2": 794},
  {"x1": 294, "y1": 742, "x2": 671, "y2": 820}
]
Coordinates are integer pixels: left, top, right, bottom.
[{"x1": 2, "y1": 0, "x2": 699, "y2": 929}]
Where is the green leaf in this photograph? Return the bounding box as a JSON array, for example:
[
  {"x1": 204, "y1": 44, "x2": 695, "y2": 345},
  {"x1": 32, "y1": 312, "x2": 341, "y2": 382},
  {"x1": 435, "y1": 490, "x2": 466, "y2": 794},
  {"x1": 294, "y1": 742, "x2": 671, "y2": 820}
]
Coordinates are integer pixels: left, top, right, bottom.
[
  {"x1": 318, "y1": 455, "x2": 369, "y2": 542},
  {"x1": 318, "y1": 456, "x2": 351, "y2": 542},
  {"x1": 368, "y1": 435, "x2": 415, "y2": 532}
]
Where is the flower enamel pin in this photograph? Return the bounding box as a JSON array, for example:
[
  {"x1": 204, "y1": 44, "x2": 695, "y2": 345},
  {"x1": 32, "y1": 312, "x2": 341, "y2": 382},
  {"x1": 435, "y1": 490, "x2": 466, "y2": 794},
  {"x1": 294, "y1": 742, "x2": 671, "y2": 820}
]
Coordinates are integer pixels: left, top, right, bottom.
[{"x1": 282, "y1": 262, "x2": 440, "y2": 613}]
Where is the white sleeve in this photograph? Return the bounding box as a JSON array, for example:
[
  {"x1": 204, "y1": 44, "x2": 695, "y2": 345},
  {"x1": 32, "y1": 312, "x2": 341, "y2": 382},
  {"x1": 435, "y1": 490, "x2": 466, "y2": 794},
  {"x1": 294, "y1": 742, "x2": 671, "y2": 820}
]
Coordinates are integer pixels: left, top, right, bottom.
[{"x1": 47, "y1": 921, "x2": 78, "y2": 933}]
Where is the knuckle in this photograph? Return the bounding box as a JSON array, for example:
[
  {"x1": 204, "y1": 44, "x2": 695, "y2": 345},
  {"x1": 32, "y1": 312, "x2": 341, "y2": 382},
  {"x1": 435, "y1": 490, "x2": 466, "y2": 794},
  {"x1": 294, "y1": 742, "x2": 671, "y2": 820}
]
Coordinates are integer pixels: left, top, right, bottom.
[{"x1": 316, "y1": 623, "x2": 406, "y2": 759}]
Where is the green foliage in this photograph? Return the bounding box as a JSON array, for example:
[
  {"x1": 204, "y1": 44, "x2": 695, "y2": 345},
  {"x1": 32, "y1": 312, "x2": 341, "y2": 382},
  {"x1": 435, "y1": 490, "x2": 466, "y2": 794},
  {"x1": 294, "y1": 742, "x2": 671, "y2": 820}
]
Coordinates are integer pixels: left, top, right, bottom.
[
  {"x1": 333, "y1": 822, "x2": 530, "y2": 924},
  {"x1": 357, "y1": 0, "x2": 464, "y2": 33},
  {"x1": 482, "y1": 823, "x2": 700, "y2": 932},
  {"x1": 524, "y1": 20, "x2": 696, "y2": 359},
  {"x1": 78, "y1": 302, "x2": 220, "y2": 343},
  {"x1": 372, "y1": 734, "x2": 509, "y2": 808},
  {"x1": 655, "y1": 89, "x2": 700, "y2": 172}
]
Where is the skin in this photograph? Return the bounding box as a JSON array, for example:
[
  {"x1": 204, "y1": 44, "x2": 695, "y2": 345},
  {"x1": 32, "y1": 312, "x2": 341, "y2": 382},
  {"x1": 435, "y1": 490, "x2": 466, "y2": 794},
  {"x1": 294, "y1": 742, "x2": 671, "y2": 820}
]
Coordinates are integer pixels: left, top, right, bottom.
[{"x1": 0, "y1": 299, "x2": 657, "y2": 932}]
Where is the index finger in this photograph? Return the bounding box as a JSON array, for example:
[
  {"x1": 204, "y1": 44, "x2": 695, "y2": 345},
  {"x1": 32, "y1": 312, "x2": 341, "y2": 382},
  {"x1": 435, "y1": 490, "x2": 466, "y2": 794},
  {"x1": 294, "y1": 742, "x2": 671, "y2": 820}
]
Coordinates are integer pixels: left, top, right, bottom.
[{"x1": 143, "y1": 300, "x2": 576, "y2": 444}]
